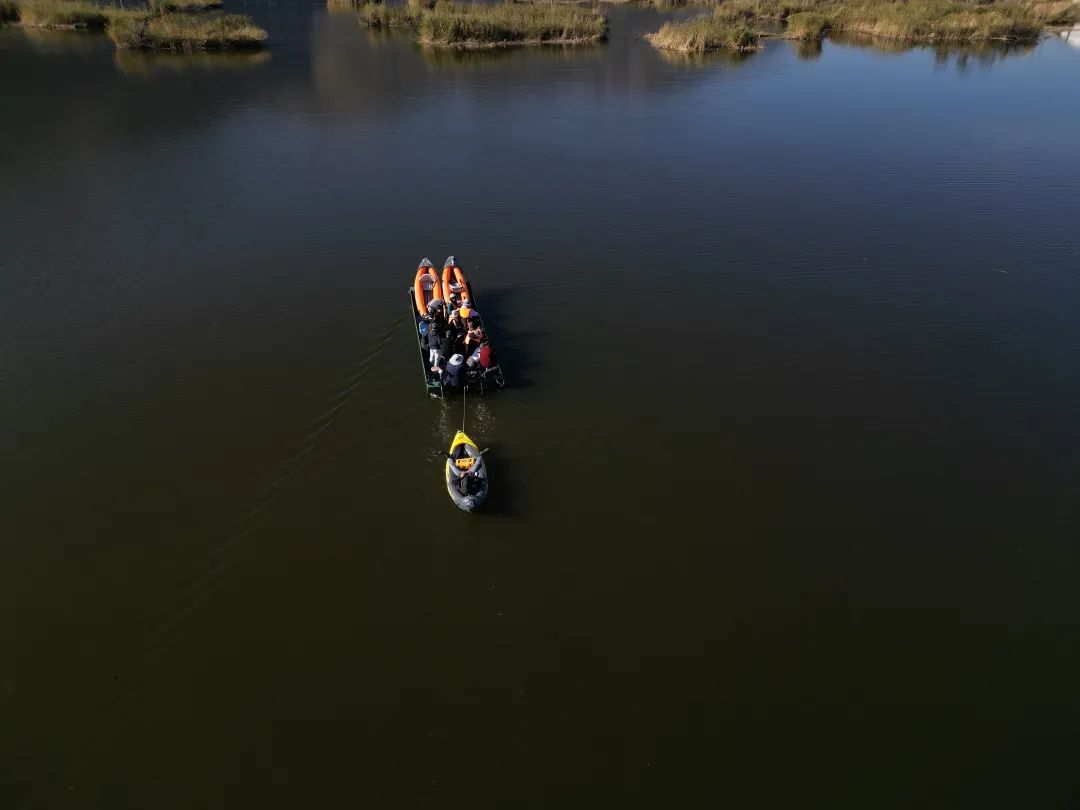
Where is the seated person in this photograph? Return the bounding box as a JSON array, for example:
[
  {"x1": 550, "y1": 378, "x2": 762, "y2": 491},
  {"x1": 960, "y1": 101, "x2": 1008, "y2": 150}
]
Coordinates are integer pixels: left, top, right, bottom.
[
  {"x1": 457, "y1": 302, "x2": 478, "y2": 322},
  {"x1": 479, "y1": 340, "x2": 497, "y2": 370},
  {"x1": 466, "y1": 336, "x2": 492, "y2": 369},
  {"x1": 445, "y1": 353, "x2": 467, "y2": 388}
]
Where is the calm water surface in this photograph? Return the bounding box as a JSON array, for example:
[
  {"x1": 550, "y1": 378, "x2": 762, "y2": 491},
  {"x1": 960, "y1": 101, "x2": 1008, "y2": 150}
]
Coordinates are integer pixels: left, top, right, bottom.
[{"x1": 2, "y1": 5, "x2": 1080, "y2": 807}]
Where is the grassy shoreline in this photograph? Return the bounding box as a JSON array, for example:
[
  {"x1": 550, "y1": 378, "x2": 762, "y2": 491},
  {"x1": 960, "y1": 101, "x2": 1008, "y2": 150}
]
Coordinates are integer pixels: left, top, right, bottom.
[
  {"x1": 645, "y1": 0, "x2": 1080, "y2": 52},
  {"x1": 358, "y1": 1, "x2": 607, "y2": 47}
]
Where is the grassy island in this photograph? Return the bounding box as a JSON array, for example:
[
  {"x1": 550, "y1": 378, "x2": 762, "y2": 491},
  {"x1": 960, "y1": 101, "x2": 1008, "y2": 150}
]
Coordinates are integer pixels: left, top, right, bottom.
[
  {"x1": 419, "y1": 2, "x2": 607, "y2": 47},
  {"x1": 108, "y1": 12, "x2": 267, "y2": 48},
  {"x1": 358, "y1": 0, "x2": 607, "y2": 48},
  {"x1": 645, "y1": 0, "x2": 1080, "y2": 52},
  {"x1": 645, "y1": 11, "x2": 759, "y2": 50},
  {"x1": 4, "y1": 0, "x2": 267, "y2": 47}
]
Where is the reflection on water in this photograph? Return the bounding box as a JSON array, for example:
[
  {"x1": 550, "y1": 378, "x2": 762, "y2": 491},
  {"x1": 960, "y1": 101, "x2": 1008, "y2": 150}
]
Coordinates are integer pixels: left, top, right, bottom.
[
  {"x1": 113, "y1": 49, "x2": 272, "y2": 75},
  {"x1": 363, "y1": 25, "x2": 417, "y2": 50},
  {"x1": 652, "y1": 44, "x2": 754, "y2": 67},
  {"x1": 1060, "y1": 23, "x2": 1080, "y2": 48},
  {"x1": 1, "y1": 20, "x2": 272, "y2": 74},
  {"x1": 793, "y1": 37, "x2": 822, "y2": 59},
  {"x1": 418, "y1": 39, "x2": 606, "y2": 68},
  {"x1": 828, "y1": 29, "x2": 1036, "y2": 68},
  {"x1": 10, "y1": 25, "x2": 109, "y2": 54},
  {"x1": 930, "y1": 41, "x2": 1036, "y2": 71}
]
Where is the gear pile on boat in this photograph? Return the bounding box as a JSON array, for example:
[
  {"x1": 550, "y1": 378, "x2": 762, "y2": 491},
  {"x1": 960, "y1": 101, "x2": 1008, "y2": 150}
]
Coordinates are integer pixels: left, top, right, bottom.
[{"x1": 410, "y1": 256, "x2": 506, "y2": 398}]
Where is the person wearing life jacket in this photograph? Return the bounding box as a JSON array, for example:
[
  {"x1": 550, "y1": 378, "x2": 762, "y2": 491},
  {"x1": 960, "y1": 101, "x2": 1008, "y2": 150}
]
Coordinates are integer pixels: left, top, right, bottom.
[
  {"x1": 457, "y1": 301, "x2": 478, "y2": 322},
  {"x1": 464, "y1": 322, "x2": 485, "y2": 352},
  {"x1": 447, "y1": 454, "x2": 479, "y2": 496},
  {"x1": 447, "y1": 447, "x2": 486, "y2": 496}
]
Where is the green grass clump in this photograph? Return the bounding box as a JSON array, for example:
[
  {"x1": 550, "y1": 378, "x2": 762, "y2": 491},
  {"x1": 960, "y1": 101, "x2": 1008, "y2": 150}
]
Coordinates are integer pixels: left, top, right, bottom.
[
  {"x1": 359, "y1": 1, "x2": 419, "y2": 28},
  {"x1": 14, "y1": 0, "x2": 107, "y2": 27},
  {"x1": 148, "y1": 0, "x2": 223, "y2": 12},
  {"x1": 108, "y1": 11, "x2": 267, "y2": 49},
  {"x1": 417, "y1": 1, "x2": 607, "y2": 47},
  {"x1": 645, "y1": 10, "x2": 759, "y2": 51},
  {"x1": 784, "y1": 9, "x2": 829, "y2": 38}
]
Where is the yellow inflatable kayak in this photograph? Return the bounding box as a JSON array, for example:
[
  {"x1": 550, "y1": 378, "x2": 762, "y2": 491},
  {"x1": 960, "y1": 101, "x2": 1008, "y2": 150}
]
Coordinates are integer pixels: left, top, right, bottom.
[{"x1": 445, "y1": 430, "x2": 488, "y2": 512}]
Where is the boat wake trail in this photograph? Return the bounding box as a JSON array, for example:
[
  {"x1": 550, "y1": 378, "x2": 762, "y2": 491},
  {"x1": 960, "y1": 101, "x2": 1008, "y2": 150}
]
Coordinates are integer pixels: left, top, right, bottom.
[{"x1": 143, "y1": 313, "x2": 407, "y2": 660}]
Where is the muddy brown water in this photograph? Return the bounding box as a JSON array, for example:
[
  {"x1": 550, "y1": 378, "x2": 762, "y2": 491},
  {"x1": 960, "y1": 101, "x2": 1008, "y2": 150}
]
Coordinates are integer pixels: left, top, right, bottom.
[{"x1": 2, "y1": 5, "x2": 1080, "y2": 807}]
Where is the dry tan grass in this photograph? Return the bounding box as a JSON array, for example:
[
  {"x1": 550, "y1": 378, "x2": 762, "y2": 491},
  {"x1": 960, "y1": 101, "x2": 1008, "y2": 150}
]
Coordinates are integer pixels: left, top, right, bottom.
[
  {"x1": 646, "y1": 0, "x2": 1080, "y2": 48},
  {"x1": 359, "y1": 1, "x2": 419, "y2": 27},
  {"x1": 357, "y1": 0, "x2": 606, "y2": 46},
  {"x1": 108, "y1": 11, "x2": 267, "y2": 49},
  {"x1": 645, "y1": 10, "x2": 759, "y2": 50},
  {"x1": 14, "y1": 0, "x2": 107, "y2": 27},
  {"x1": 419, "y1": 2, "x2": 607, "y2": 46}
]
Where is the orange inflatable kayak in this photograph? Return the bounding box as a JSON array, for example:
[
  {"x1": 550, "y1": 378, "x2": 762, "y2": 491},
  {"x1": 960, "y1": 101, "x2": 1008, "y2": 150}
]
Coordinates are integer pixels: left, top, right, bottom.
[
  {"x1": 441, "y1": 255, "x2": 472, "y2": 307},
  {"x1": 413, "y1": 258, "x2": 443, "y2": 317}
]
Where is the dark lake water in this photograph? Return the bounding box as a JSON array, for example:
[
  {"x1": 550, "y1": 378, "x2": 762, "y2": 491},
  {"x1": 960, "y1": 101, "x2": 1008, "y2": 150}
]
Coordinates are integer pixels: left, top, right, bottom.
[{"x1": 2, "y1": 5, "x2": 1080, "y2": 807}]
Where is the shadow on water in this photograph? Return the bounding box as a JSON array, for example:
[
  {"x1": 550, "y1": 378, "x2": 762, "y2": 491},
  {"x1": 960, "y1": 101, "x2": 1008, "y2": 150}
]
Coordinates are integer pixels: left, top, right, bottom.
[
  {"x1": 473, "y1": 440, "x2": 524, "y2": 520},
  {"x1": 473, "y1": 286, "x2": 543, "y2": 392},
  {"x1": 10, "y1": 25, "x2": 108, "y2": 54},
  {"x1": 113, "y1": 49, "x2": 272, "y2": 76}
]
